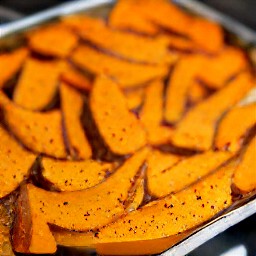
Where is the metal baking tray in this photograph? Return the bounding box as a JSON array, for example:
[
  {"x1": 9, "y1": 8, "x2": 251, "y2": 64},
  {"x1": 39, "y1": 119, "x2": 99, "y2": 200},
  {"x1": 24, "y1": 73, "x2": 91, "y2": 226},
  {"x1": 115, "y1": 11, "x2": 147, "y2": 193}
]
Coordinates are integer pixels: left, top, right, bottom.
[{"x1": 0, "y1": 1, "x2": 255, "y2": 255}]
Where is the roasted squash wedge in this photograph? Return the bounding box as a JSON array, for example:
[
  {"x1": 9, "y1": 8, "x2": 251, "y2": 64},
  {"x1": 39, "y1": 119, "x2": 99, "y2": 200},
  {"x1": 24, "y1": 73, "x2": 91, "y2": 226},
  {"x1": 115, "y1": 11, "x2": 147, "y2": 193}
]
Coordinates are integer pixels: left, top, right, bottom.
[
  {"x1": 0, "y1": 48, "x2": 28, "y2": 88},
  {"x1": 88, "y1": 160, "x2": 235, "y2": 255},
  {"x1": 0, "y1": 92, "x2": 67, "y2": 158},
  {"x1": 215, "y1": 103, "x2": 256, "y2": 152},
  {"x1": 41, "y1": 157, "x2": 114, "y2": 192},
  {"x1": 233, "y1": 136, "x2": 256, "y2": 193},
  {"x1": 71, "y1": 45, "x2": 169, "y2": 88},
  {"x1": 147, "y1": 150, "x2": 232, "y2": 198},
  {"x1": 60, "y1": 83, "x2": 92, "y2": 159},
  {"x1": 0, "y1": 125, "x2": 36, "y2": 198},
  {"x1": 12, "y1": 148, "x2": 149, "y2": 253},
  {"x1": 172, "y1": 71, "x2": 255, "y2": 151},
  {"x1": 13, "y1": 58, "x2": 66, "y2": 110},
  {"x1": 140, "y1": 80, "x2": 173, "y2": 144},
  {"x1": 28, "y1": 24, "x2": 78, "y2": 57},
  {"x1": 90, "y1": 76, "x2": 146, "y2": 155}
]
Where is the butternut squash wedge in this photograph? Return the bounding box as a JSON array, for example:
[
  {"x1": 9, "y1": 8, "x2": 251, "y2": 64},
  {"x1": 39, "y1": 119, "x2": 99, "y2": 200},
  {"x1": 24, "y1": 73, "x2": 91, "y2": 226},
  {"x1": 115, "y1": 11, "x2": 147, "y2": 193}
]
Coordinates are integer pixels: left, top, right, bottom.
[
  {"x1": 41, "y1": 157, "x2": 114, "y2": 192},
  {"x1": 124, "y1": 87, "x2": 145, "y2": 110},
  {"x1": 12, "y1": 148, "x2": 149, "y2": 254},
  {"x1": 172, "y1": 71, "x2": 255, "y2": 151},
  {"x1": 28, "y1": 24, "x2": 78, "y2": 57},
  {"x1": 197, "y1": 47, "x2": 248, "y2": 89},
  {"x1": 13, "y1": 58, "x2": 66, "y2": 110},
  {"x1": 88, "y1": 160, "x2": 235, "y2": 255},
  {"x1": 63, "y1": 16, "x2": 174, "y2": 65},
  {"x1": 109, "y1": 0, "x2": 159, "y2": 35},
  {"x1": 165, "y1": 55, "x2": 204, "y2": 123},
  {"x1": 233, "y1": 136, "x2": 256, "y2": 193},
  {"x1": 0, "y1": 92, "x2": 67, "y2": 158},
  {"x1": 147, "y1": 150, "x2": 232, "y2": 198},
  {"x1": 215, "y1": 103, "x2": 256, "y2": 152},
  {"x1": 0, "y1": 48, "x2": 28, "y2": 88},
  {"x1": 60, "y1": 83, "x2": 92, "y2": 159},
  {"x1": 0, "y1": 126, "x2": 36, "y2": 198},
  {"x1": 141, "y1": 80, "x2": 173, "y2": 144},
  {"x1": 71, "y1": 45, "x2": 169, "y2": 88},
  {"x1": 60, "y1": 65, "x2": 92, "y2": 91},
  {"x1": 90, "y1": 76, "x2": 146, "y2": 155}
]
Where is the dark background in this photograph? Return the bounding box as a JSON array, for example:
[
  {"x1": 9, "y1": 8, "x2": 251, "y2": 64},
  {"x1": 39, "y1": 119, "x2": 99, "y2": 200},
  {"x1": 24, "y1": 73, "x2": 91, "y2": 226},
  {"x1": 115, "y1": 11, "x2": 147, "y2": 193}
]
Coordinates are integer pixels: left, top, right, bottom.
[{"x1": 0, "y1": 0, "x2": 255, "y2": 255}]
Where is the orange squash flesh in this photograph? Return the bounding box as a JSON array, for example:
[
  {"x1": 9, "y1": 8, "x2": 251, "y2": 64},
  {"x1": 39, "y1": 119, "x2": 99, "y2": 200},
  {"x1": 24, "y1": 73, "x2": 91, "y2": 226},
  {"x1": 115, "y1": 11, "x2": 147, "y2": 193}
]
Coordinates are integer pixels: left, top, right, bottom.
[
  {"x1": 140, "y1": 80, "x2": 173, "y2": 144},
  {"x1": 172, "y1": 71, "x2": 255, "y2": 151},
  {"x1": 28, "y1": 24, "x2": 78, "y2": 57},
  {"x1": 13, "y1": 59, "x2": 66, "y2": 110},
  {"x1": 167, "y1": 35, "x2": 199, "y2": 52},
  {"x1": 90, "y1": 76, "x2": 146, "y2": 155},
  {"x1": 109, "y1": 0, "x2": 159, "y2": 35},
  {"x1": 188, "y1": 80, "x2": 209, "y2": 104},
  {"x1": 60, "y1": 83, "x2": 92, "y2": 159},
  {"x1": 233, "y1": 136, "x2": 256, "y2": 193},
  {"x1": 0, "y1": 48, "x2": 28, "y2": 88},
  {"x1": 124, "y1": 87, "x2": 145, "y2": 110},
  {"x1": 197, "y1": 47, "x2": 248, "y2": 89},
  {"x1": 147, "y1": 150, "x2": 232, "y2": 198},
  {"x1": 41, "y1": 157, "x2": 114, "y2": 192},
  {"x1": 63, "y1": 16, "x2": 174, "y2": 65},
  {"x1": 60, "y1": 65, "x2": 92, "y2": 91},
  {"x1": 88, "y1": 160, "x2": 234, "y2": 255},
  {"x1": 0, "y1": 92, "x2": 67, "y2": 158},
  {"x1": 165, "y1": 55, "x2": 204, "y2": 123},
  {"x1": 12, "y1": 148, "x2": 149, "y2": 254},
  {"x1": 215, "y1": 103, "x2": 256, "y2": 152},
  {"x1": 71, "y1": 45, "x2": 169, "y2": 88},
  {"x1": 0, "y1": 126, "x2": 36, "y2": 198}
]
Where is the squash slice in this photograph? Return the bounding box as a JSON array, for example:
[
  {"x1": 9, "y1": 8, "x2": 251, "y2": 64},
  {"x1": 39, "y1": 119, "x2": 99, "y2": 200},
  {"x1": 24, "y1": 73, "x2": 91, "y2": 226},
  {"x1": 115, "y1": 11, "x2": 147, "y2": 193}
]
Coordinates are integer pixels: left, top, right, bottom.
[
  {"x1": 147, "y1": 150, "x2": 232, "y2": 198},
  {"x1": 60, "y1": 83, "x2": 92, "y2": 159},
  {"x1": 188, "y1": 80, "x2": 209, "y2": 105},
  {"x1": 233, "y1": 136, "x2": 256, "y2": 193},
  {"x1": 165, "y1": 55, "x2": 204, "y2": 123},
  {"x1": 87, "y1": 160, "x2": 235, "y2": 255},
  {"x1": 0, "y1": 92, "x2": 67, "y2": 158},
  {"x1": 197, "y1": 47, "x2": 248, "y2": 89},
  {"x1": 12, "y1": 148, "x2": 149, "y2": 254},
  {"x1": 109, "y1": 0, "x2": 159, "y2": 35},
  {"x1": 13, "y1": 58, "x2": 66, "y2": 110},
  {"x1": 215, "y1": 103, "x2": 256, "y2": 152},
  {"x1": 90, "y1": 76, "x2": 146, "y2": 155},
  {"x1": 0, "y1": 48, "x2": 28, "y2": 88},
  {"x1": 41, "y1": 157, "x2": 114, "y2": 192},
  {"x1": 0, "y1": 126, "x2": 36, "y2": 198},
  {"x1": 172, "y1": 71, "x2": 255, "y2": 151},
  {"x1": 63, "y1": 16, "x2": 174, "y2": 65},
  {"x1": 71, "y1": 45, "x2": 169, "y2": 88},
  {"x1": 141, "y1": 80, "x2": 173, "y2": 144},
  {"x1": 28, "y1": 24, "x2": 78, "y2": 57}
]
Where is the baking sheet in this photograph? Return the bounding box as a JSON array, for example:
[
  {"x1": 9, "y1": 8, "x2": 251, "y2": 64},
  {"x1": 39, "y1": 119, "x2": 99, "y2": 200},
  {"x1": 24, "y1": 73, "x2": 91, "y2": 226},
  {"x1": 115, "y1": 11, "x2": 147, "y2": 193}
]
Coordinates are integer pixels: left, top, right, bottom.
[{"x1": 0, "y1": 1, "x2": 255, "y2": 255}]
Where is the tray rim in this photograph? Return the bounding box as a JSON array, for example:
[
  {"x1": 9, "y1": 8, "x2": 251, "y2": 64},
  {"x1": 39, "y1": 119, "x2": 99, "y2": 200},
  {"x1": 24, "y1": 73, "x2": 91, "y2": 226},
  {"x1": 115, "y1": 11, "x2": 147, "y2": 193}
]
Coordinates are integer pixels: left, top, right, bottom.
[{"x1": 0, "y1": 1, "x2": 255, "y2": 255}]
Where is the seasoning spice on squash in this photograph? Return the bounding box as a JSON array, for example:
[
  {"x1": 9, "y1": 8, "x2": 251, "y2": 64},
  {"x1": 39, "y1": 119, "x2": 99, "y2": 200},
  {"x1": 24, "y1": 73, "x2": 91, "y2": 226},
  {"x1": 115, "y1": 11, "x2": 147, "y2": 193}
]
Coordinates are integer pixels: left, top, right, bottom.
[
  {"x1": 13, "y1": 59, "x2": 67, "y2": 110},
  {"x1": 71, "y1": 45, "x2": 169, "y2": 88},
  {"x1": 41, "y1": 157, "x2": 114, "y2": 192},
  {"x1": 0, "y1": 125, "x2": 36, "y2": 198},
  {"x1": 28, "y1": 24, "x2": 78, "y2": 57},
  {"x1": 140, "y1": 80, "x2": 173, "y2": 144},
  {"x1": 60, "y1": 83, "x2": 92, "y2": 159},
  {"x1": 147, "y1": 150, "x2": 232, "y2": 198},
  {"x1": 0, "y1": 47, "x2": 28, "y2": 88},
  {"x1": 90, "y1": 76, "x2": 146, "y2": 155},
  {"x1": 165, "y1": 55, "x2": 204, "y2": 123},
  {"x1": 0, "y1": 92, "x2": 67, "y2": 158},
  {"x1": 89, "y1": 160, "x2": 235, "y2": 255},
  {"x1": 233, "y1": 136, "x2": 256, "y2": 194},
  {"x1": 172, "y1": 71, "x2": 255, "y2": 151},
  {"x1": 215, "y1": 103, "x2": 256, "y2": 152},
  {"x1": 12, "y1": 148, "x2": 149, "y2": 254}
]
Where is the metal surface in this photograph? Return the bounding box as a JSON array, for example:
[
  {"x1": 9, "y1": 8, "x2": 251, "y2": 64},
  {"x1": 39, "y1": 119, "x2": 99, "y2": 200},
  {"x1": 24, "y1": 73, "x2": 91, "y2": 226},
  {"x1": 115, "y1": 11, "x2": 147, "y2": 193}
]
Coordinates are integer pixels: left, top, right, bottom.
[{"x1": 0, "y1": 1, "x2": 255, "y2": 255}]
